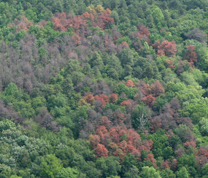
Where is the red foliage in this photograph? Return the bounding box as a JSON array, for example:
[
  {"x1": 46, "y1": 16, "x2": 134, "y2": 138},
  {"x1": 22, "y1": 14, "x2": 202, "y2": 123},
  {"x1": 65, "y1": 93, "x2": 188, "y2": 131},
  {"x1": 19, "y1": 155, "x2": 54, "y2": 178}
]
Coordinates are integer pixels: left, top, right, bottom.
[
  {"x1": 52, "y1": 9, "x2": 114, "y2": 35},
  {"x1": 171, "y1": 159, "x2": 178, "y2": 171},
  {"x1": 140, "y1": 82, "x2": 151, "y2": 96},
  {"x1": 96, "y1": 126, "x2": 110, "y2": 144},
  {"x1": 184, "y1": 45, "x2": 197, "y2": 67},
  {"x1": 142, "y1": 139, "x2": 154, "y2": 151},
  {"x1": 52, "y1": 12, "x2": 68, "y2": 31},
  {"x1": 7, "y1": 16, "x2": 33, "y2": 31},
  {"x1": 196, "y1": 155, "x2": 208, "y2": 168},
  {"x1": 161, "y1": 160, "x2": 170, "y2": 169},
  {"x1": 89, "y1": 124, "x2": 152, "y2": 161},
  {"x1": 166, "y1": 60, "x2": 175, "y2": 69},
  {"x1": 118, "y1": 140, "x2": 128, "y2": 153},
  {"x1": 100, "y1": 116, "x2": 111, "y2": 127},
  {"x1": 95, "y1": 144, "x2": 109, "y2": 158},
  {"x1": 145, "y1": 153, "x2": 157, "y2": 167},
  {"x1": 141, "y1": 95, "x2": 155, "y2": 106},
  {"x1": 72, "y1": 34, "x2": 82, "y2": 45},
  {"x1": 113, "y1": 109, "x2": 126, "y2": 124},
  {"x1": 126, "y1": 80, "x2": 135, "y2": 87},
  {"x1": 197, "y1": 148, "x2": 208, "y2": 158},
  {"x1": 89, "y1": 135, "x2": 100, "y2": 149},
  {"x1": 121, "y1": 41, "x2": 129, "y2": 48},
  {"x1": 95, "y1": 9, "x2": 115, "y2": 30},
  {"x1": 109, "y1": 126, "x2": 122, "y2": 144},
  {"x1": 138, "y1": 24, "x2": 150, "y2": 36},
  {"x1": 184, "y1": 141, "x2": 196, "y2": 149},
  {"x1": 132, "y1": 24, "x2": 151, "y2": 46},
  {"x1": 109, "y1": 93, "x2": 118, "y2": 103},
  {"x1": 154, "y1": 40, "x2": 177, "y2": 57},
  {"x1": 94, "y1": 94, "x2": 109, "y2": 107},
  {"x1": 84, "y1": 93, "x2": 94, "y2": 105},
  {"x1": 150, "y1": 80, "x2": 165, "y2": 97},
  {"x1": 120, "y1": 100, "x2": 132, "y2": 111}
]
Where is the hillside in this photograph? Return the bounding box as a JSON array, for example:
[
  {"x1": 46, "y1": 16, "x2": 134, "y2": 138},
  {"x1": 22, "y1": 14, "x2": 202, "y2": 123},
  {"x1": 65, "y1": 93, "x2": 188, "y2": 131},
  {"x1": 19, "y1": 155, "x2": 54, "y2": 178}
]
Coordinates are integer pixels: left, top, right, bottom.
[{"x1": 0, "y1": 0, "x2": 208, "y2": 177}]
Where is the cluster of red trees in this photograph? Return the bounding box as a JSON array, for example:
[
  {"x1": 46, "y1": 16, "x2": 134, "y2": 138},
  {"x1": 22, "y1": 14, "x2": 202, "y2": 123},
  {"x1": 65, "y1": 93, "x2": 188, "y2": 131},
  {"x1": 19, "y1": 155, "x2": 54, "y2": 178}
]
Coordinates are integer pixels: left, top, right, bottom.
[
  {"x1": 89, "y1": 124, "x2": 153, "y2": 161},
  {"x1": 153, "y1": 40, "x2": 177, "y2": 57},
  {"x1": 130, "y1": 24, "x2": 151, "y2": 51},
  {"x1": 139, "y1": 80, "x2": 165, "y2": 106},
  {"x1": 52, "y1": 9, "x2": 114, "y2": 35},
  {"x1": 83, "y1": 93, "x2": 119, "y2": 107},
  {"x1": 7, "y1": 16, "x2": 33, "y2": 31}
]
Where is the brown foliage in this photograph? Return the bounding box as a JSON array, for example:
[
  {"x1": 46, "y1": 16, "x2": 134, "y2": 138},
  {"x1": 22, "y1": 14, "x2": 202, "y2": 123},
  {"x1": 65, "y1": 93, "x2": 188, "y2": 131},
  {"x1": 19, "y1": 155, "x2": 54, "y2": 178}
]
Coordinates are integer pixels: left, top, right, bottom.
[
  {"x1": 89, "y1": 125, "x2": 152, "y2": 161},
  {"x1": 184, "y1": 45, "x2": 197, "y2": 67},
  {"x1": 52, "y1": 9, "x2": 114, "y2": 35},
  {"x1": 166, "y1": 60, "x2": 175, "y2": 69},
  {"x1": 126, "y1": 80, "x2": 135, "y2": 87},
  {"x1": 95, "y1": 144, "x2": 109, "y2": 158},
  {"x1": 7, "y1": 16, "x2": 33, "y2": 31},
  {"x1": 154, "y1": 40, "x2": 177, "y2": 57},
  {"x1": 109, "y1": 93, "x2": 118, "y2": 103},
  {"x1": 84, "y1": 93, "x2": 95, "y2": 105},
  {"x1": 150, "y1": 80, "x2": 165, "y2": 97},
  {"x1": 141, "y1": 95, "x2": 155, "y2": 106},
  {"x1": 161, "y1": 160, "x2": 170, "y2": 169},
  {"x1": 184, "y1": 141, "x2": 196, "y2": 149},
  {"x1": 145, "y1": 153, "x2": 157, "y2": 167}
]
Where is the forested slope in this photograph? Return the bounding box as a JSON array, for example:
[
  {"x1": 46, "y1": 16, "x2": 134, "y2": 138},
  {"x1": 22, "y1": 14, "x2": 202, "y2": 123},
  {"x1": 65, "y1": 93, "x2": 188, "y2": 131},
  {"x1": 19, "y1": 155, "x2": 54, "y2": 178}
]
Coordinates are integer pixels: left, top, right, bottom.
[{"x1": 0, "y1": 0, "x2": 208, "y2": 177}]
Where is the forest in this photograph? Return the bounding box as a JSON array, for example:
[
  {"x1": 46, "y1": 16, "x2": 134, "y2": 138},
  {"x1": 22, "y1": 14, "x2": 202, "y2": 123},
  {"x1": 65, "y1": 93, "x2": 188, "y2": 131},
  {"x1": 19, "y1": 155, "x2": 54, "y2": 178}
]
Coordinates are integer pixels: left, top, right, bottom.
[{"x1": 0, "y1": 0, "x2": 208, "y2": 177}]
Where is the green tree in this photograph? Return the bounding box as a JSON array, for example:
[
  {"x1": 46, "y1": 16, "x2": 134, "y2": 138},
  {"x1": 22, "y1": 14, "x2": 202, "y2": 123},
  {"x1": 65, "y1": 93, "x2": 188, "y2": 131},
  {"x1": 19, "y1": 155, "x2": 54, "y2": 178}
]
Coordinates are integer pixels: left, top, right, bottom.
[
  {"x1": 4, "y1": 83, "x2": 18, "y2": 96},
  {"x1": 151, "y1": 5, "x2": 164, "y2": 29},
  {"x1": 160, "y1": 169, "x2": 176, "y2": 178},
  {"x1": 96, "y1": 157, "x2": 121, "y2": 177},
  {"x1": 55, "y1": 167, "x2": 79, "y2": 178},
  {"x1": 40, "y1": 154, "x2": 63, "y2": 178},
  {"x1": 140, "y1": 166, "x2": 161, "y2": 178},
  {"x1": 176, "y1": 167, "x2": 189, "y2": 178},
  {"x1": 199, "y1": 117, "x2": 208, "y2": 136}
]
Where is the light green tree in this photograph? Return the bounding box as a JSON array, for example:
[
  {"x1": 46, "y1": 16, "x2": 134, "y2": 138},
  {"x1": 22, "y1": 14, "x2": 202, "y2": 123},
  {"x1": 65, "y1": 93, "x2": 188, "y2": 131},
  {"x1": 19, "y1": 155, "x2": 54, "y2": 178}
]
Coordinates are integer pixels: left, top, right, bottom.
[
  {"x1": 141, "y1": 166, "x2": 161, "y2": 178},
  {"x1": 40, "y1": 154, "x2": 63, "y2": 178},
  {"x1": 176, "y1": 167, "x2": 189, "y2": 178}
]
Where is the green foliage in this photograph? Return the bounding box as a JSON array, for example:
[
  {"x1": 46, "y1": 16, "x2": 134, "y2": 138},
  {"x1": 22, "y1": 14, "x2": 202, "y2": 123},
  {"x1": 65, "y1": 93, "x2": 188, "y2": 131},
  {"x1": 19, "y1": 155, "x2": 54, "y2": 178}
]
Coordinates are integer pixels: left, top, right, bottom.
[
  {"x1": 55, "y1": 167, "x2": 79, "y2": 178},
  {"x1": 1, "y1": 0, "x2": 208, "y2": 177},
  {"x1": 140, "y1": 166, "x2": 161, "y2": 178},
  {"x1": 176, "y1": 167, "x2": 189, "y2": 178},
  {"x1": 40, "y1": 154, "x2": 63, "y2": 178}
]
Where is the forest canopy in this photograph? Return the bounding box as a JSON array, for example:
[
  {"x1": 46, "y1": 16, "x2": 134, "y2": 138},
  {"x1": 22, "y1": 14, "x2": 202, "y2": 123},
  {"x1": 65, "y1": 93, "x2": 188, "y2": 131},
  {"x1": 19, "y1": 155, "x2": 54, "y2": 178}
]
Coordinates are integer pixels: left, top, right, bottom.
[{"x1": 0, "y1": 0, "x2": 208, "y2": 177}]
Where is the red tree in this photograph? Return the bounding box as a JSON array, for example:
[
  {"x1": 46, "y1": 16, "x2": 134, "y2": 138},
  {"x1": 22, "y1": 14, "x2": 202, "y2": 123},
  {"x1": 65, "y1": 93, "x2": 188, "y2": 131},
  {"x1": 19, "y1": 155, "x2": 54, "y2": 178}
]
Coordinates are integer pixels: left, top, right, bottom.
[
  {"x1": 121, "y1": 41, "x2": 129, "y2": 48},
  {"x1": 120, "y1": 100, "x2": 132, "y2": 111},
  {"x1": 94, "y1": 94, "x2": 109, "y2": 107},
  {"x1": 184, "y1": 141, "x2": 196, "y2": 149},
  {"x1": 197, "y1": 147, "x2": 208, "y2": 158},
  {"x1": 150, "y1": 80, "x2": 165, "y2": 97},
  {"x1": 126, "y1": 80, "x2": 135, "y2": 87},
  {"x1": 154, "y1": 40, "x2": 177, "y2": 57},
  {"x1": 84, "y1": 93, "x2": 94, "y2": 105},
  {"x1": 95, "y1": 144, "x2": 109, "y2": 158},
  {"x1": 166, "y1": 60, "x2": 175, "y2": 69},
  {"x1": 89, "y1": 135, "x2": 100, "y2": 149},
  {"x1": 145, "y1": 153, "x2": 157, "y2": 167},
  {"x1": 141, "y1": 95, "x2": 155, "y2": 106},
  {"x1": 100, "y1": 116, "x2": 111, "y2": 128},
  {"x1": 161, "y1": 160, "x2": 170, "y2": 169},
  {"x1": 184, "y1": 45, "x2": 197, "y2": 67},
  {"x1": 109, "y1": 93, "x2": 118, "y2": 103}
]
